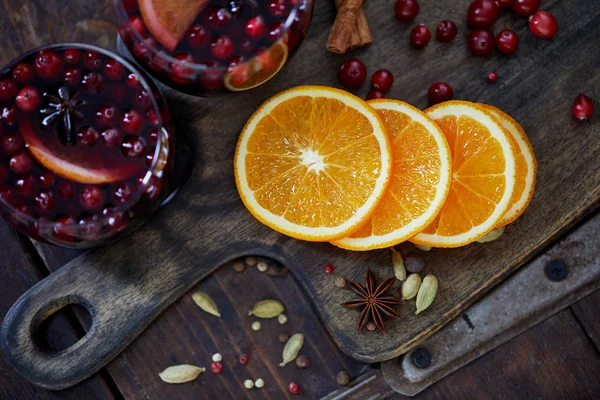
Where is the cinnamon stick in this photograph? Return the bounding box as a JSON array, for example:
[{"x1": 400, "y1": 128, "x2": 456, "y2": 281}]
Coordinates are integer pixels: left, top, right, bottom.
[
  {"x1": 329, "y1": 0, "x2": 372, "y2": 53},
  {"x1": 327, "y1": 0, "x2": 364, "y2": 54}
]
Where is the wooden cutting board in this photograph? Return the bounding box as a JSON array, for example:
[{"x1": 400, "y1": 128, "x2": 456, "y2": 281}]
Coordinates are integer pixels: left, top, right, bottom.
[{"x1": 2, "y1": 0, "x2": 599, "y2": 391}]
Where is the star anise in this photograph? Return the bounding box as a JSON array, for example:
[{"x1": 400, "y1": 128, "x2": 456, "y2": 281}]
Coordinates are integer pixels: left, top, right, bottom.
[
  {"x1": 342, "y1": 268, "x2": 402, "y2": 333},
  {"x1": 40, "y1": 86, "x2": 87, "y2": 145}
]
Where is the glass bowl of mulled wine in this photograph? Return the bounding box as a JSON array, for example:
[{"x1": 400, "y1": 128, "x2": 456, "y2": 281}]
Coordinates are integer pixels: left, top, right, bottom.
[
  {"x1": 115, "y1": 0, "x2": 314, "y2": 95},
  {"x1": 0, "y1": 43, "x2": 176, "y2": 248}
]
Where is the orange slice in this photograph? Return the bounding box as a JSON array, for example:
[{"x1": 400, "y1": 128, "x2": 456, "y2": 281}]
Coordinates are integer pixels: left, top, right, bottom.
[
  {"x1": 410, "y1": 101, "x2": 517, "y2": 248},
  {"x1": 139, "y1": 0, "x2": 209, "y2": 51},
  {"x1": 332, "y1": 100, "x2": 452, "y2": 251},
  {"x1": 225, "y1": 42, "x2": 288, "y2": 92},
  {"x1": 480, "y1": 104, "x2": 537, "y2": 227},
  {"x1": 234, "y1": 86, "x2": 392, "y2": 242}
]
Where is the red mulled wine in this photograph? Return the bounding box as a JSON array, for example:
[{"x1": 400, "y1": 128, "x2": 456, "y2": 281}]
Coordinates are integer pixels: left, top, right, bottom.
[
  {"x1": 116, "y1": 0, "x2": 314, "y2": 95},
  {"x1": 0, "y1": 44, "x2": 175, "y2": 247}
]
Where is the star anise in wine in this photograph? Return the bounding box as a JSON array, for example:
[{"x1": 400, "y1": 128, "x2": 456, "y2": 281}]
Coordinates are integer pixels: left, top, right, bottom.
[
  {"x1": 40, "y1": 86, "x2": 87, "y2": 145},
  {"x1": 342, "y1": 268, "x2": 402, "y2": 333}
]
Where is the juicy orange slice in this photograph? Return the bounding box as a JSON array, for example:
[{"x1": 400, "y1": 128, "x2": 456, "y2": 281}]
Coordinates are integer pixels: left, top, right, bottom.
[
  {"x1": 480, "y1": 104, "x2": 537, "y2": 227},
  {"x1": 332, "y1": 100, "x2": 452, "y2": 251},
  {"x1": 234, "y1": 86, "x2": 392, "y2": 242},
  {"x1": 225, "y1": 42, "x2": 288, "y2": 92},
  {"x1": 139, "y1": 0, "x2": 209, "y2": 51},
  {"x1": 410, "y1": 101, "x2": 517, "y2": 248}
]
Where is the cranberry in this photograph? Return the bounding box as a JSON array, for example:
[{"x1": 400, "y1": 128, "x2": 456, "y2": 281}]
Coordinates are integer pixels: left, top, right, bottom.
[
  {"x1": 366, "y1": 90, "x2": 386, "y2": 100},
  {"x1": 428, "y1": 82, "x2": 454, "y2": 105},
  {"x1": 371, "y1": 69, "x2": 394, "y2": 91},
  {"x1": 211, "y1": 36, "x2": 234, "y2": 60},
  {"x1": 199, "y1": 61, "x2": 225, "y2": 90},
  {"x1": 512, "y1": 0, "x2": 540, "y2": 16},
  {"x1": 35, "y1": 51, "x2": 63, "y2": 79},
  {"x1": 467, "y1": 0, "x2": 500, "y2": 28},
  {"x1": 324, "y1": 264, "x2": 334, "y2": 274},
  {"x1": 113, "y1": 182, "x2": 134, "y2": 203},
  {"x1": 15, "y1": 175, "x2": 37, "y2": 195},
  {"x1": 105, "y1": 58, "x2": 126, "y2": 80},
  {"x1": 268, "y1": 0, "x2": 288, "y2": 17},
  {"x1": 149, "y1": 129, "x2": 159, "y2": 145},
  {"x1": 487, "y1": 72, "x2": 498, "y2": 82},
  {"x1": 128, "y1": 16, "x2": 146, "y2": 35},
  {"x1": 0, "y1": 79, "x2": 17, "y2": 102},
  {"x1": 79, "y1": 213, "x2": 102, "y2": 238},
  {"x1": 122, "y1": 109, "x2": 144, "y2": 134},
  {"x1": 95, "y1": 105, "x2": 118, "y2": 126},
  {"x1": 187, "y1": 25, "x2": 210, "y2": 48},
  {"x1": 205, "y1": 7, "x2": 232, "y2": 29},
  {"x1": 122, "y1": 135, "x2": 146, "y2": 158},
  {"x1": 15, "y1": 204, "x2": 33, "y2": 216},
  {"x1": 77, "y1": 126, "x2": 99, "y2": 146},
  {"x1": 54, "y1": 216, "x2": 78, "y2": 242},
  {"x1": 111, "y1": 86, "x2": 127, "y2": 104},
  {"x1": 126, "y1": 73, "x2": 140, "y2": 88},
  {"x1": 1, "y1": 134, "x2": 24, "y2": 154},
  {"x1": 239, "y1": 39, "x2": 255, "y2": 55},
  {"x1": 268, "y1": 21, "x2": 284, "y2": 42},
  {"x1": 468, "y1": 29, "x2": 496, "y2": 56},
  {"x1": 99, "y1": 128, "x2": 121, "y2": 148},
  {"x1": 136, "y1": 90, "x2": 152, "y2": 108},
  {"x1": 0, "y1": 165, "x2": 7, "y2": 184},
  {"x1": 13, "y1": 63, "x2": 34, "y2": 83},
  {"x1": 145, "y1": 151, "x2": 155, "y2": 168},
  {"x1": 80, "y1": 185, "x2": 105, "y2": 210},
  {"x1": 103, "y1": 207, "x2": 127, "y2": 231},
  {"x1": 10, "y1": 152, "x2": 33, "y2": 174},
  {"x1": 15, "y1": 86, "x2": 41, "y2": 112},
  {"x1": 496, "y1": 29, "x2": 519, "y2": 54},
  {"x1": 410, "y1": 24, "x2": 431, "y2": 48},
  {"x1": 83, "y1": 51, "x2": 103, "y2": 70},
  {"x1": 64, "y1": 49, "x2": 81, "y2": 64},
  {"x1": 211, "y1": 362, "x2": 223, "y2": 374},
  {"x1": 170, "y1": 54, "x2": 196, "y2": 83},
  {"x1": 394, "y1": 0, "x2": 419, "y2": 21},
  {"x1": 64, "y1": 68, "x2": 82, "y2": 86},
  {"x1": 146, "y1": 108, "x2": 159, "y2": 125},
  {"x1": 239, "y1": 354, "x2": 249, "y2": 365},
  {"x1": 572, "y1": 94, "x2": 594, "y2": 121},
  {"x1": 39, "y1": 172, "x2": 55, "y2": 188},
  {"x1": 2, "y1": 106, "x2": 17, "y2": 126},
  {"x1": 288, "y1": 382, "x2": 300, "y2": 395},
  {"x1": 0, "y1": 186, "x2": 15, "y2": 204},
  {"x1": 338, "y1": 58, "x2": 367, "y2": 88},
  {"x1": 122, "y1": 0, "x2": 138, "y2": 13},
  {"x1": 142, "y1": 175, "x2": 163, "y2": 200},
  {"x1": 81, "y1": 72, "x2": 104, "y2": 93},
  {"x1": 57, "y1": 181, "x2": 76, "y2": 199},
  {"x1": 246, "y1": 16, "x2": 266, "y2": 39},
  {"x1": 35, "y1": 190, "x2": 56, "y2": 213},
  {"x1": 499, "y1": 0, "x2": 513, "y2": 6},
  {"x1": 529, "y1": 11, "x2": 558, "y2": 39},
  {"x1": 436, "y1": 20, "x2": 458, "y2": 42}
]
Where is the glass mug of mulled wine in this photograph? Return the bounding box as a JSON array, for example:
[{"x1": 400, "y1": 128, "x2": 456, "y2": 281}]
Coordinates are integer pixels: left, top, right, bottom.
[
  {"x1": 0, "y1": 43, "x2": 183, "y2": 248},
  {"x1": 115, "y1": 0, "x2": 314, "y2": 95}
]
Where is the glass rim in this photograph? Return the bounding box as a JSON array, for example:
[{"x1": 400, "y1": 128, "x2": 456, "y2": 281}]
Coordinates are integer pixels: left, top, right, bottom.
[
  {"x1": 0, "y1": 42, "x2": 169, "y2": 229},
  {"x1": 114, "y1": 0, "x2": 305, "y2": 71}
]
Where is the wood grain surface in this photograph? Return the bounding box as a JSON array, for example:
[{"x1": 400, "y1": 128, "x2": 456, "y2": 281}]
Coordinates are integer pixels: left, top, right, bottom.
[{"x1": 1, "y1": 0, "x2": 600, "y2": 391}]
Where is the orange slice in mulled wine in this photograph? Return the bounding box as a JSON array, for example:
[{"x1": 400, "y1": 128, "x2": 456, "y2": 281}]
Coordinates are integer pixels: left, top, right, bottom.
[
  {"x1": 139, "y1": 0, "x2": 210, "y2": 51},
  {"x1": 20, "y1": 120, "x2": 142, "y2": 185}
]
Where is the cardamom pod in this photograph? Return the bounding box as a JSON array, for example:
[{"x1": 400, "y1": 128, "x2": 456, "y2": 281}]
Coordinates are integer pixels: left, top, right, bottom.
[
  {"x1": 415, "y1": 274, "x2": 438, "y2": 315},
  {"x1": 413, "y1": 243, "x2": 433, "y2": 251},
  {"x1": 159, "y1": 365, "x2": 205, "y2": 384},
  {"x1": 476, "y1": 227, "x2": 505, "y2": 243},
  {"x1": 248, "y1": 300, "x2": 285, "y2": 318},
  {"x1": 391, "y1": 248, "x2": 407, "y2": 281},
  {"x1": 280, "y1": 333, "x2": 304, "y2": 367},
  {"x1": 192, "y1": 292, "x2": 221, "y2": 318},
  {"x1": 401, "y1": 274, "x2": 422, "y2": 300}
]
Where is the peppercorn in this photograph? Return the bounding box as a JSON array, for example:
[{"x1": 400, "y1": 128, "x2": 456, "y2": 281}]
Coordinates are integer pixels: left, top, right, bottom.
[
  {"x1": 251, "y1": 321, "x2": 261, "y2": 331},
  {"x1": 366, "y1": 322, "x2": 377, "y2": 331},
  {"x1": 295, "y1": 354, "x2": 310, "y2": 368},
  {"x1": 336, "y1": 370, "x2": 351, "y2": 386},
  {"x1": 232, "y1": 260, "x2": 246, "y2": 272},
  {"x1": 335, "y1": 276, "x2": 346, "y2": 288},
  {"x1": 405, "y1": 255, "x2": 426, "y2": 273},
  {"x1": 279, "y1": 332, "x2": 290, "y2": 343},
  {"x1": 245, "y1": 256, "x2": 257, "y2": 266}
]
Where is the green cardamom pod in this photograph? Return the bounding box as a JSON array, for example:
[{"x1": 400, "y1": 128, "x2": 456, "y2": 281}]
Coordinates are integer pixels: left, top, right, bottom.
[
  {"x1": 192, "y1": 292, "x2": 221, "y2": 318},
  {"x1": 391, "y1": 248, "x2": 407, "y2": 281},
  {"x1": 159, "y1": 365, "x2": 205, "y2": 384},
  {"x1": 413, "y1": 243, "x2": 433, "y2": 251},
  {"x1": 415, "y1": 274, "x2": 438, "y2": 315},
  {"x1": 476, "y1": 227, "x2": 505, "y2": 243},
  {"x1": 280, "y1": 333, "x2": 304, "y2": 367},
  {"x1": 401, "y1": 274, "x2": 422, "y2": 300},
  {"x1": 248, "y1": 300, "x2": 285, "y2": 318}
]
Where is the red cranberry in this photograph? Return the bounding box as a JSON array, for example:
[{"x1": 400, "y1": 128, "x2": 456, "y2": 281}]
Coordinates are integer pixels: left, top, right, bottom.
[
  {"x1": 141, "y1": 175, "x2": 163, "y2": 200},
  {"x1": 1, "y1": 134, "x2": 24, "y2": 154},
  {"x1": 149, "y1": 129, "x2": 159, "y2": 145},
  {"x1": 410, "y1": 24, "x2": 431, "y2": 48},
  {"x1": 122, "y1": 135, "x2": 146, "y2": 158},
  {"x1": 13, "y1": 63, "x2": 34, "y2": 83},
  {"x1": 103, "y1": 207, "x2": 127, "y2": 231},
  {"x1": 101, "y1": 128, "x2": 122, "y2": 148},
  {"x1": 78, "y1": 213, "x2": 102, "y2": 238},
  {"x1": 145, "y1": 151, "x2": 155, "y2": 168},
  {"x1": 468, "y1": 29, "x2": 496, "y2": 56},
  {"x1": 64, "y1": 49, "x2": 81, "y2": 64},
  {"x1": 395, "y1": 0, "x2": 419, "y2": 21},
  {"x1": 572, "y1": 94, "x2": 594, "y2": 121},
  {"x1": 80, "y1": 185, "x2": 105, "y2": 210},
  {"x1": 53, "y1": 216, "x2": 78, "y2": 242},
  {"x1": 10, "y1": 152, "x2": 33, "y2": 175},
  {"x1": 15, "y1": 86, "x2": 41, "y2": 112},
  {"x1": 39, "y1": 172, "x2": 55, "y2": 188},
  {"x1": 467, "y1": 0, "x2": 500, "y2": 28},
  {"x1": 128, "y1": 16, "x2": 146, "y2": 35},
  {"x1": 268, "y1": 21, "x2": 284, "y2": 42},
  {"x1": 268, "y1": 0, "x2": 288, "y2": 17},
  {"x1": 324, "y1": 263, "x2": 334, "y2": 274},
  {"x1": 57, "y1": 181, "x2": 76, "y2": 199},
  {"x1": 104, "y1": 58, "x2": 126, "y2": 80},
  {"x1": 35, "y1": 190, "x2": 56, "y2": 213},
  {"x1": 122, "y1": 109, "x2": 144, "y2": 133},
  {"x1": 0, "y1": 165, "x2": 7, "y2": 184},
  {"x1": 338, "y1": 58, "x2": 367, "y2": 88},
  {"x1": 239, "y1": 39, "x2": 255, "y2": 55},
  {"x1": 436, "y1": 20, "x2": 458, "y2": 42},
  {"x1": 187, "y1": 25, "x2": 210, "y2": 48},
  {"x1": 126, "y1": 73, "x2": 140, "y2": 88},
  {"x1": 238, "y1": 354, "x2": 249, "y2": 365},
  {"x1": 2, "y1": 106, "x2": 17, "y2": 125},
  {"x1": 64, "y1": 68, "x2": 82, "y2": 86},
  {"x1": 428, "y1": 82, "x2": 454, "y2": 105},
  {"x1": 113, "y1": 182, "x2": 134, "y2": 203},
  {"x1": 0, "y1": 79, "x2": 17, "y2": 102},
  {"x1": 211, "y1": 36, "x2": 234, "y2": 60},
  {"x1": 15, "y1": 175, "x2": 37, "y2": 195},
  {"x1": 122, "y1": 0, "x2": 138, "y2": 13},
  {"x1": 366, "y1": 90, "x2": 386, "y2": 100},
  {"x1": 199, "y1": 61, "x2": 225, "y2": 90},
  {"x1": 210, "y1": 362, "x2": 223, "y2": 374},
  {"x1": 371, "y1": 69, "x2": 394, "y2": 91},
  {"x1": 15, "y1": 204, "x2": 33, "y2": 216},
  {"x1": 246, "y1": 16, "x2": 266, "y2": 39},
  {"x1": 499, "y1": 0, "x2": 513, "y2": 6},
  {"x1": 95, "y1": 105, "x2": 118, "y2": 126},
  {"x1": 83, "y1": 51, "x2": 103, "y2": 70},
  {"x1": 512, "y1": 0, "x2": 540, "y2": 16},
  {"x1": 0, "y1": 186, "x2": 15, "y2": 204},
  {"x1": 146, "y1": 108, "x2": 159, "y2": 125},
  {"x1": 77, "y1": 126, "x2": 99, "y2": 147},
  {"x1": 205, "y1": 7, "x2": 232, "y2": 29},
  {"x1": 35, "y1": 51, "x2": 63, "y2": 79},
  {"x1": 529, "y1": 11, "x2": 558, "y2": 39},
  {"x1": 111, "y1": 86, "x2": 127, "y2": 104},
  {"x1": 487, "y1": 72, "x2": 498, "y2": 82},
  {"x1": 288, "y1": 382, "x2": 300, "y2": 395},
  {"x1": 136, "y1": 90, "x2": 152, "y2": 108},
  {"x1": 82, "y1": 72, "x2": 104, "y2": 92},
  {"x1": 170, "y1": 54, "x2": 196, "y2": 83},
  {"x1": 496, "y1": 29, "x2": 519, "y2": 54}
]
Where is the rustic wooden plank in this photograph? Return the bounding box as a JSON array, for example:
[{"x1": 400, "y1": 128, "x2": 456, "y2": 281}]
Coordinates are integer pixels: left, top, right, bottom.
[{"x1": 572, "y1": 291, "x2": 600, "y2": 352}]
